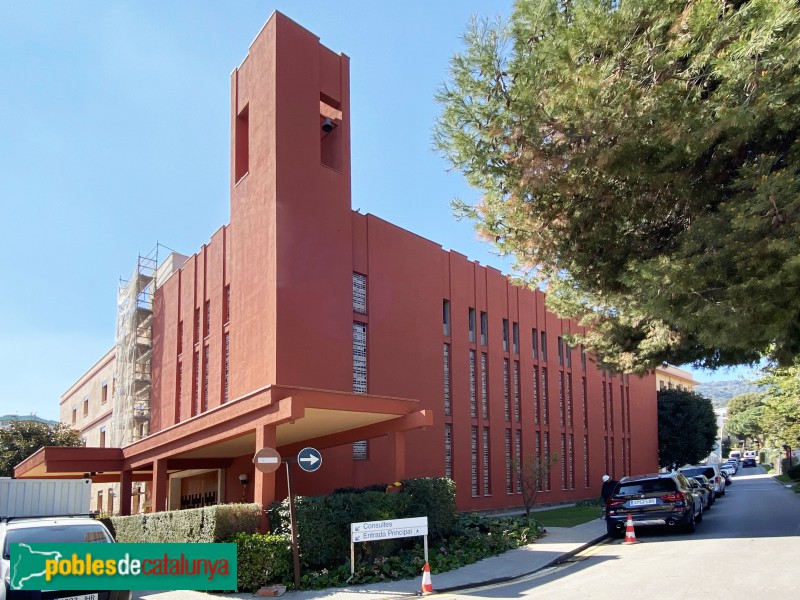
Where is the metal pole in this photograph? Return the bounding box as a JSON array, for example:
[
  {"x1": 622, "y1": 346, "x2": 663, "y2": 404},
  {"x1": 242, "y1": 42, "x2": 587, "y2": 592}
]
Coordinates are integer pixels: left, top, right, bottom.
[
  {"x1": 423, "y1": 534, "x2": 429, "y2": 564},
  {"x1": 350, "y1": 541, "x2": 355, "y2": 576},
  {"x1": 286, "y1": 460, "x2": 301, "y2": 590}
]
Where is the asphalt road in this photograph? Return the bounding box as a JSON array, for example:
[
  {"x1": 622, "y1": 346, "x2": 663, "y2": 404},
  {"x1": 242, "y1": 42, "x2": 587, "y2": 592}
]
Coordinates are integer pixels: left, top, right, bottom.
[{"x1": 441, "y1": 466, "x2": 800, "y2": 600}]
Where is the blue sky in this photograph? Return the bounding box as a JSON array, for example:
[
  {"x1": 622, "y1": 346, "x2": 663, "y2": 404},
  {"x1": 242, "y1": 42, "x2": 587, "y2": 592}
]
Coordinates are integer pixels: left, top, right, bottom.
[{"x1": 0, "y1": 2, "x2": 756, "y2": 422}]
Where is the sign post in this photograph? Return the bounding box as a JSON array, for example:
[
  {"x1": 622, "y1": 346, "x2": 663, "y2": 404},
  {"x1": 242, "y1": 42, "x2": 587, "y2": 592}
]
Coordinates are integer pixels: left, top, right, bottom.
[{"x1": 349, "y1": 516, "x2": 429, "y2": 575}]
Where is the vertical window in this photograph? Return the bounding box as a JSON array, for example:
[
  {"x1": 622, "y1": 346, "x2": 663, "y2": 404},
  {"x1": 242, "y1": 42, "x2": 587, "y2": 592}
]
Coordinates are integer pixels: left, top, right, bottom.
[
  {"x1": 540, "y1": 332, "x2": 547, "y2": 362},
  {"x1": 353, "y1": 441, "x2": 368, "y2": 461},
  {"x1": 602, "y1": 382, "x2": 608, "y2": 431},
  {"x1": 604, "y1": 436, "x2": 610, "y2": 475},
  {"x1": 622, "y1": 431, "x2": 627, "y2": 476},
  {"x1": 621, "y1": 383, "x2": 626, "y2": 433},
  {"x1": 176, "y1": 362, "x2": 183, "y2": 422},
  {"x1": 532, "y1": 328, "x2": 538, "y2": 359},
  {"x1": 626, "y1": 438, "x2": 632, "y2": 476},
  {"x1": 223, "y1": 333, "x2": 230, "y2": 403},
  {"x1": 202, "y1": 345, "x2": 209, "y2": 412},
  {"x1": 468, "y1": 308, "x2": 476, "y2": 343},
  {"x1": 353, "y1": 323, "x2": 367, "y2": 394},
  {"x1": 101, "y1": 381, "x2": 108, "y2": 404},
  {"x1": 224, "y1": 285, "x2": 231, "y2": 324},
  {"x1": 194, "y1": 308, "x2": 200, "y2": 344},
  {"x1": 557, "y1": 336, "x2": 564, "y2": 366},
  {"x1": 558, "y1": 372, "x2": 565, "y2": 427},
  {"x1": 97, "y1": 491, "x2": 103, "y2": 514},
  {"x1": 541, "y1": 367, "x2": 549, "y2": 425},
  {"x1": 513, "y1": 361, "x2": 520, "y2": 421},
  {"x1": 581, "y1": 345, "x2": 586, "y2": 371},
  {"x1": 584, "y1": 435, "x2": 590, "y2": 488},
  {"x1": 567, "y1": 373, "x2": 573, "y2": 427},
  {"x1": 536, "y1": 432, "x2": 542, "y2": 492},
  {"x1": 83, "y1": 396, "x2": 89, "y2": 417},
  {"x1": 469, "y1": 350, "x2": 476, "y2": 418},
  {"x1": 609, "y1": 382, "x2": 614, "y2": 431},
  {"x1": 544, "y1": 433, "x2": 551, "y2": 490},
  {"x1": 582, "y1": 377, "x2": 588, "y2": 428},
  {"x1": 72, "y1": 406, "x2": 77, "y2": 424},
  {"x1": 503, "y1": 359, "x2": 510, "y2": 421},
  {"x1": 353, "y1": 273, "x2": 367, "y2": 314},
  {"x1": 443, "y1": 300, "x2": 451, "y2": 336},
  {"x1": 502, "y1": 319, "x2": 509, "y2": 352},
  {"x1": 568, "y1": 434, "x2": 575, "y2": 489},
  {"x1": 445, "y1": 424, "x2": 453, "y2": 479},
  {"x1": 480, "y1": 312, "x2": 488, "y2": 346},
  {"x1": 610, "y1": 437, "x2": 616, "y2": 478},
  {"x1": 99, "y1": 426, "x2": 106, "y2": 448},
  {"x1": 235, "y1": 104, "x2": 249, "y2": 182},
  {"x1": 482, "y1": 427, "x2": 491, "y2": 496},
  {"x1": 204, "y1": 300, "x2": 210, "y2": 338},
  {"x1": 561, "y1": 433, "x2": 567, "y2": 490},
  {"x1": 565, "y1": 343, "x2": 572, "y2": 369},
  {"x1": 515, "y1": 429, "x2": 522, "y2": 494},
  {"x1": 443, "y1": 344, "x2": 451, "y2": 416},
  {"x1": 108, "y1": 489, "x2": 115, "y2": 516},
  {"x1": 480, "y1": 353, "x2": 488, "y2": 419},
  {"x1": 512, "y1": 322, "x2": 519, "y2": 355},
  {"x1": 193, "y1": 350, "x2": 200, "y2": 416},
  {"x1": 533, "y1": 365, "x2": 540, "y2": 425},
  {"x1": 471, "y1": 427, "x2": 479, "y2": 497},
  {"x1": 505, "y1": 429, "x2": 512, "y2": 494},
  {"x1": 178, "y1": 321, "x2": 183, "y2": 355}
]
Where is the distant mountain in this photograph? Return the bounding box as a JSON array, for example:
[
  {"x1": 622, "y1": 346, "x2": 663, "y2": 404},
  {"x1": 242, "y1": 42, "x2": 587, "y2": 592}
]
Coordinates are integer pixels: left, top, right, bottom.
[{"x1": 694, "y1": 380, "x2": 766, "y2": 407}]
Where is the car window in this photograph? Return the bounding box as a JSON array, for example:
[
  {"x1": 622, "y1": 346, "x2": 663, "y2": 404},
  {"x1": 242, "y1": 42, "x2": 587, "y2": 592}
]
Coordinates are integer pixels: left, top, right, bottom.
[
  {"x1": 616, "y1": 479, "x2": 676, "y2": 495},
  {"x1": 3, "y1": 523, "x2": 110, "y2": 559}
]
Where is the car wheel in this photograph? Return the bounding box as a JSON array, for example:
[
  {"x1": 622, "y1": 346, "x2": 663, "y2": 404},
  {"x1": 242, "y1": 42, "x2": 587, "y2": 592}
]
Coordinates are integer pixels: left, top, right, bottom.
[{"x1": 684, "y1": 510, "x2": 696, "y2": 534}]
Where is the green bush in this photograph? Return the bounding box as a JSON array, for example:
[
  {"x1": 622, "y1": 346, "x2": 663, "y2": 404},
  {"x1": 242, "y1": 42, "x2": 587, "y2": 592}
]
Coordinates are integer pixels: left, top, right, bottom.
[
  {"x1": 111, "y1": 503, "x2": 260, "y2": 543},
  {"x1": 232, "y1": 532, "x2": 292, "y2": 592},
  {"x1": 267, "y1": 477, "x2": 455, "y2": 570},
  {"x1": 787, "y1": 463, "x2": 800, "y2": 480}
]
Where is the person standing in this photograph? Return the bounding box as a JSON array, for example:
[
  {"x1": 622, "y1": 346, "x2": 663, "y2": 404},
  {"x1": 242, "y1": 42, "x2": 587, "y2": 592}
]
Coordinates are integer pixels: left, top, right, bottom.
[{"x1": 601, "y1": 474, "x2": 618, "y2": 501}]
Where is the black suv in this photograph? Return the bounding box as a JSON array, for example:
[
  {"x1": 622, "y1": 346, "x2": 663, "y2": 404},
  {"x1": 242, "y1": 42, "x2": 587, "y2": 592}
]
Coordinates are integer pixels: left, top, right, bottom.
[{"x1": 605, "y1": 472, "x2": 703, "y2": 537}]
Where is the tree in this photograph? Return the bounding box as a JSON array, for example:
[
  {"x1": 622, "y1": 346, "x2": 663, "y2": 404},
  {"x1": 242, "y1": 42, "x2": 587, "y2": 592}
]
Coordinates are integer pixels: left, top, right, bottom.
[
  {"x1": 0, "y1": 421, "x2": 83, "y2": 477},
  {"x1": 755, "y1": 362, "x2": 800, "y2": 448},
  {"x1": 657, "y1": 389, "x2": 718, "y2": 467},
  {"x1": 724, "y1": 392, "x2": 765, "y2": 442},
  {"x1": 512, "y1": 452, "x2": 560, "y2": 515},
  {"x1": 435, "y1": 0, "x2": 800, "y2": 372}
]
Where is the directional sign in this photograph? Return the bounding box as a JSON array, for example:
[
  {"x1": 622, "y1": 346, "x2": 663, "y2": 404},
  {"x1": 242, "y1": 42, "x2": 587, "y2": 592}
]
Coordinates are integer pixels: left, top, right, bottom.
[
  {"x1": 350, "y1": 516, "x2": 428, "y2": 542},
  {"x1": 253, "y1": 447, "x2": 282, "y2": 474},
  {"x1": 297, "y1": 447, "x2": 322, "y2": 472}
]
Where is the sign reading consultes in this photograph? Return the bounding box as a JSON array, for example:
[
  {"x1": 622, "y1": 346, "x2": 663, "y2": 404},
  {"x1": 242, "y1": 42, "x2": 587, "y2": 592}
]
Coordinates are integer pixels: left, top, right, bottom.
[{"x1": 350, "y1": 516, "x2": 428, "y2": 542}]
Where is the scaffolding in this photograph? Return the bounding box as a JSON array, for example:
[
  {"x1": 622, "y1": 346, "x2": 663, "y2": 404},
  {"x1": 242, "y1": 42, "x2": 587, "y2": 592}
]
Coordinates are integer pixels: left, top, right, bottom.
[{"x1": 112, "y1": 247, "x2": 158, "y2": 447}]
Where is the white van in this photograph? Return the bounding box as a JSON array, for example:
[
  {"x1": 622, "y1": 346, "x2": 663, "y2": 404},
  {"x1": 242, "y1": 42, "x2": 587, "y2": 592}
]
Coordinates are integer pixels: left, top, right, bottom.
[
  {"x1": 729, "y1": 450, "x2": 742, "y2": 462},
  {"x1": 743, "y1": 450, "x2": 758, "y2": 465}
]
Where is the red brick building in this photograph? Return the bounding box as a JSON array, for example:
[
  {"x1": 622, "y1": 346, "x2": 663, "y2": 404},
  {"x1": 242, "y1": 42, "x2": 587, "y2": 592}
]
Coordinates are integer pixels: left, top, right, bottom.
[{"x1": 17, "y1": 13, "x2": 658, "y2": 514}]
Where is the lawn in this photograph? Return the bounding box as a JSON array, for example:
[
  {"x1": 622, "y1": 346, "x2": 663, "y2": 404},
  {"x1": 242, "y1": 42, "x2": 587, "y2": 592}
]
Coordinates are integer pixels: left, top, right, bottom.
[{"x1": 530, "y1": 503, "x2": 602, "y2": 528}]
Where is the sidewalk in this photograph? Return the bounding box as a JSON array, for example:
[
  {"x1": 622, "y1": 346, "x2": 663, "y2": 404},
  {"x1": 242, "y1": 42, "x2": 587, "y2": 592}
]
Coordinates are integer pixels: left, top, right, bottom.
[{"x1": 193, "y1": 517, "x2": 608, "y2": 600}]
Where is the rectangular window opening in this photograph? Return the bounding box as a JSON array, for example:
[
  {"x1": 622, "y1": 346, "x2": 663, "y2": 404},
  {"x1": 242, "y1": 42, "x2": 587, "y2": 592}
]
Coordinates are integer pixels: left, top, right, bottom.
[
  {"x1": 468, "y1": 308, "x2": 476, "y2": 343},
  {"x1": 480, "y1": 312, "x2": 488, "y2": 346},
  {"x1": 443, "y1": 300, "x2": 451, "y2": 337},
  {"x1": 235, "y1": 104, "x2": 249, "y2": 182}
]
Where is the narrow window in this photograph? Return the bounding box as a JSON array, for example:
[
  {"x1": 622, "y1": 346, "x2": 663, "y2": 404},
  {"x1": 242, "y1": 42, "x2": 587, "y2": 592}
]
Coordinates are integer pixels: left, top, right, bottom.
[
  {"x1": 99, "y1": 426, "x2": 106, "y2": 448},
  {"x1": 469, "y1": 350, "x2": 477, "y2": 418},
  {"x1": 204, "y1": 300, "x2": 210, "y2": 338},
  {"x1": 580, "y1": 344, "x2": 586, "y2": 371},
  {"x1": 557, "y1": 336, "x2": 564, "y2": 366},
  {"x1": 443, "y1": 300, "x2": 451, "y2": 336},
  {"x1": 194, "y1": 308, "x2": 200, "y2": 344},
  {"x1": 175, "y1": 362, "x2": 183, "y2": 423},
  {"x1": 444, "y1": 344, "x2": 451, "y2": 416},
  {"x1": 516, "y1": 429, "x2": 522, "y2": 494},
  {"x1": 97, "y1": 490, "x2": 103, "y2": 514},
  {"x1": 480, "y1": 312, "x2": 488, "y2": 346},
  {"x1": 505, "y1": 429, "x2": 512, "y2": 494},
  {"x1": 533, "y1": 365, "x2": 540, "y2": 425},
  {"x1": 445, "y1": 424, "x2": 453, "y2": 478},
  {"x1": 223, "y1": 333, "x2": 230, "y2": 403},
  {"x1": 353, "y1": 322, "x2": 367, "y2": 393},
  {"x1": 320, "y1": 94, "x2": 343, "y2": 171},
  {"x1": 502, "y1": 319, "x2": 509, "y2": 352},
  {"x1": 193, "y1": 350, "x2": 200, "y2": 416},
  {"x1": 108, "y1": 488, "x2": 115, "y2": 516},
  {"x1": 480, "y1": 353, "x2": 488, "y2": 419},
  {"x1": 83, "y1": 396, "x2": 89, "y2": 417},
  {"x1": 468, "y1": 308, "x2": 476, "y2": 343},
  {"x1": 513, "y1": 361, "x2": 520, "y2": 421},
  {"x1": 224, "y1": 285, "x2": 231, "y2": 324},
  {"x1": 482, "y1": 427, "x2": 491, "y2": 496},
  {"x1": 471, "y1": 427, "x2": 479, "y2": 497},
  {"x1": 512, "y1": 322, "x2": 519, "y2": 355},
  {"x1": 177, "y1": 320, "x2": 183, "y2": 355},
  {"x1": 503, "y1": 359, "x2": 510, "y2": 421},
  {"x1": 532, "y1": 328, "x2": 538, "y2": 359},
  {"x1": 202, "y1": 345, "x2": 209, "y2": 412},
  {"x1": 101, "y1": 381, "x2": 108, "y2": 404},
  {"x1": 235, "y1": 104, "x2": 249, "y2": 182},
  {"x1": 353, "y1": 440, "x2": 368, "y2": 461},
  {"x1": 540, "y1": 332, "x2": 548, "y2": 362},
  {"x1": 584, "y1": 435, "x2": 590, "y2": 488},
  {"x1": 565, "y1": 342, "x2": 572, "y2": 368},
  {"x1": 353, "y1": 273, "x2": 367, "y2": 314}
]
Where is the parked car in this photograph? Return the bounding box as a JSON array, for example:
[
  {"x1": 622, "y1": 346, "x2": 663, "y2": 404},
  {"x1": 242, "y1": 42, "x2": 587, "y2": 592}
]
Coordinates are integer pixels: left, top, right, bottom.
[
  {"x1": 680, "y1": 465, "x2": 725, "y2": 498},
  {"x1": 690, "y1": 474, "x2": 715, "y2": 508},
  {"x1": 720, "y1": 463, "x2": 735, "y2": 479},
  {"x1": 0, "y1": 516, "x2": 131, "y2": 600},
  {"x1": 723, "y1": 459, "x2": 739, "y2": 474},
  {"x1": 743, "y1": 450, "x2": 758, "y2": 465},
  {"x1": 743, "y1": 456, "x2": 757, "y2": 467},
  {"x1": 687, "y1": 478, "x2": 712, "y2": 510},
  {"x1": 605, "y1": 472, "x2": 703, "y2": 537},
  {"x1": 729, "y1": 450, "x2": 742, "y2": 462}
]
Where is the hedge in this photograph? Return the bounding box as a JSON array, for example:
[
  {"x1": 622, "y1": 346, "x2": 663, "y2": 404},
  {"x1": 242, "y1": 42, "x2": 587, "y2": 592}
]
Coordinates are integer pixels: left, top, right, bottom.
[
  {"x1": 110, "y1": 502, "x2": 261, "y2": 543},
  {"x1": 232, "y1": 532, "x2": 293, "y2": 592},
  {"x1": 267, "y1": 477, "x2": 455, "y2": 570}
]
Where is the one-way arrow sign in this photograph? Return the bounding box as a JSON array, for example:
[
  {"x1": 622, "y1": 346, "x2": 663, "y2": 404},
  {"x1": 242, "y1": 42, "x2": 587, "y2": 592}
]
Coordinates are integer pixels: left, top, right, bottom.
[{"x1": 297, "y1": 447, "x2": 322, "y2": 472}]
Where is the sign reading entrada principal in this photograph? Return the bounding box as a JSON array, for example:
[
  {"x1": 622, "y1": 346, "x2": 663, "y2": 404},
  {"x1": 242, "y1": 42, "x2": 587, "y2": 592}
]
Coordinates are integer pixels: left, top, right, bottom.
[{"x1": 10, "y1": 543, "x2": 237, "y2": 590}]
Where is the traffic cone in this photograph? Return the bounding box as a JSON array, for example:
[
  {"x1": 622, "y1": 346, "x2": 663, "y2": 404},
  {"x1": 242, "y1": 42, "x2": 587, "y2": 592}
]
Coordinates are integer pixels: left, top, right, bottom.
[
  {"x1": 623, "y1": 514, "x2": 639, "y2": 544},
  {"x1": 420, "y1": 562, "x2": 434, "y2": 595}
]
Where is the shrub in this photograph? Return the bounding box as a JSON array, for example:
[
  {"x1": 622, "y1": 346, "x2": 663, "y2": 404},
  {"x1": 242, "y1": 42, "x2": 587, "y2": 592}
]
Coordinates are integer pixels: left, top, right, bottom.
[
  {"x1": 787, "y1": 463, "x2": 800, "y2": 480},
  {"x1": 111, "y1": 503, "x2": 260, "y2": 543},
  {"x1": 232, "y1": 532, "x2": 292, "y2": 592},
  {"x1": 402, "y1": 478, "x2": 457, "y2": 540}
]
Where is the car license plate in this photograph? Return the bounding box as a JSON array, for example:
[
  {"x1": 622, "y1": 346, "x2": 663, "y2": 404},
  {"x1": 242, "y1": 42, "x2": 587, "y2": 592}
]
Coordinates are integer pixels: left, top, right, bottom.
[
  {"x1": 629, "y1": 498, "x2": 657, "y2": 506},
  {"x1": 56, "y1": 594, "x2": 98, "y2": 600}
]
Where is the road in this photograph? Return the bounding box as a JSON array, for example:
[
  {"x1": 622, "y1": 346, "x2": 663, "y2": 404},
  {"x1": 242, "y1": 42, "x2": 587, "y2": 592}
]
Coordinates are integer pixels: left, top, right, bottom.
[{"x1": 441, "y1": 466, "x2": 800, "y2": 600}]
